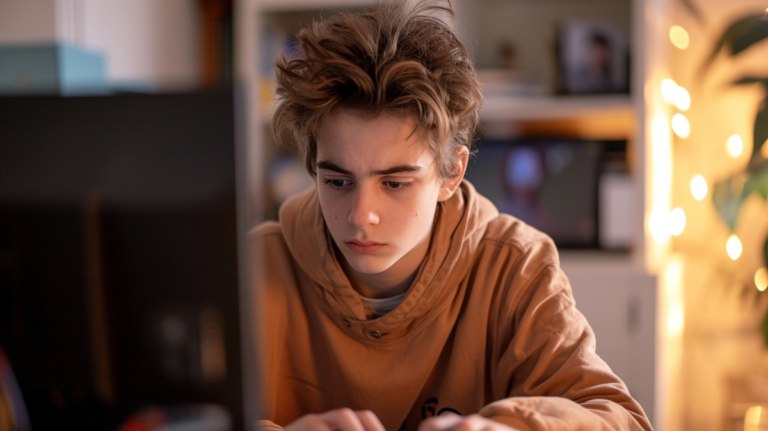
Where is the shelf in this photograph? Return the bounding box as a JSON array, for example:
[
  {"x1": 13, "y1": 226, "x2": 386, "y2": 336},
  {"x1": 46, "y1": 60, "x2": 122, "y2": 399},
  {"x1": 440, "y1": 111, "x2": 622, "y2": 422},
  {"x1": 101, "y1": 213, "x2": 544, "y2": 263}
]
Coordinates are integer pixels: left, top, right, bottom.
[
  {"x1": 480, "y1": 94, "x2": 634, "y2": 122},
  {"x1": 259, "y1": 92, "x2": 634, "y2": 125}
]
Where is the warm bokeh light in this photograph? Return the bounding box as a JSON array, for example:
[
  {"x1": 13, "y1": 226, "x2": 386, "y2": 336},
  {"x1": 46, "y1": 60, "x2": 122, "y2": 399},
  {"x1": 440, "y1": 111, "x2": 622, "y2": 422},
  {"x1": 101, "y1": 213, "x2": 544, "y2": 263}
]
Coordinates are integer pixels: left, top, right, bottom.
[
  {"x1": 668, "y1": 303, "x2": 685, "y2": 337},
  {"x1": 665, "y1": 257, "x2": 685, "y2": 338},
  {"x1": 672, "y1": 86, "x2": 691, "y2": 111},
  {"x1": 669, "y1": 25, "x2": 690, "y2": 49},
  {"x1": 669, "y1": 208, "x2": 686, "y2": 236},
  {"x1": 690, "y1": 175, "x2": 708, "y2": 200},
  {"x1": 726, "y1": 234, "x2": 742, "y2": 260},
  {"x1": 672, "y1": 113, "x2": 690, "y2": 138},
  {"x1": 756, "y1": 268, "x2": 768, "y2": 292},
  {"x1": 762, "y1": 140, "x2": 768, "y2": 159},
  {"x1": 661, "y1": 79, "x2": 678, "y2": 103},
  {"x1": 648, "y1": 112, "x2": 673, "y2": 270},
  {"x1": 727, "y1": 134, "x2": 744, "y2": 157},
  {"x1": 649, "y1": 209, "x2": 670, "y2": 243},
  {"x1": 745, "y1": 406, "x2": 763, "y2": 429}
]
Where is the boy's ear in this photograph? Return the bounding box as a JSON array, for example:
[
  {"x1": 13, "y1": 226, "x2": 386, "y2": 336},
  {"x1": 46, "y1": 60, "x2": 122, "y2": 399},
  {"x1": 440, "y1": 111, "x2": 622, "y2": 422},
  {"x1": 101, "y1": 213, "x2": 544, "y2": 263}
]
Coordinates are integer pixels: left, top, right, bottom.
[{"x1": 437, "y1": 146, "x2": 470, "y2": 202}]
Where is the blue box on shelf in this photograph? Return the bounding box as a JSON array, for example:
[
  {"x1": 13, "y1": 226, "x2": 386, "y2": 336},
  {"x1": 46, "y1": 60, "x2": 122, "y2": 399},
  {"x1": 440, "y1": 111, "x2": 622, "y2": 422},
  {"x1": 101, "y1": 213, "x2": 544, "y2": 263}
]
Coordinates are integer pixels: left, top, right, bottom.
[{"x1": 0, "y1": 44, "x2": 108, "y2": 95}]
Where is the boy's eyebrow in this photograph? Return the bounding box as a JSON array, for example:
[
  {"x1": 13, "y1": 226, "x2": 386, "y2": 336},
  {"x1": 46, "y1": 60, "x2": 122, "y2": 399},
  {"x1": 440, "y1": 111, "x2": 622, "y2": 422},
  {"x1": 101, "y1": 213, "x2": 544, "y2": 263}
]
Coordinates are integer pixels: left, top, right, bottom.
[
  {"x1": 370, "y1": 165, "x2": 422, "y2": 176},
  {"x1": 317, "y1": 160, "x2": 422, "y2": 177},
  {"x1": 317, "y1": 160, "x2": 352, "y2": 175}
]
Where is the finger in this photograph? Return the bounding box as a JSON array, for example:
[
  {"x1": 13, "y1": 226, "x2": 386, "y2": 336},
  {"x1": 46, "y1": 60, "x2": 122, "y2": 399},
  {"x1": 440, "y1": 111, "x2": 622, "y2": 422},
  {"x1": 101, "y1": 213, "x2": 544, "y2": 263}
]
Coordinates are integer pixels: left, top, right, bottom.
[
  {"x1": 457, "y1": 415, "x2": 486, "y2": 431},
  {"x1": 418, "y1": 413, "x2": 463, "y2": 431},
  {"x1": 307, "y1": 416, "x2": 335, "y2": 431},
  {"x1": 355, "y1": 410, "x2": 386, "y2": 431},
  {"x1": 451, "y1": 415, "x2": 500, "y2": 431},
  {"x1": 286, "y1": 414, "x2": 333, "y2": 431},
  {"x1": 319, "y1": 408, "x2": 367, "y2": 431}
]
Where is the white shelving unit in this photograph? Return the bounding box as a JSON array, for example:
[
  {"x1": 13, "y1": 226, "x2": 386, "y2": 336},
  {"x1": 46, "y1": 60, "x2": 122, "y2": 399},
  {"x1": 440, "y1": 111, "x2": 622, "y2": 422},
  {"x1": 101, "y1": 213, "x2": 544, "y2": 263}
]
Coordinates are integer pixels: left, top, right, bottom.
[
  {"x1": 480, "y1": 94, "x2": 634, "y2": 122},
  {"x1": 236, "y1": 0, "x2": 646, "y2": 231},
  {"x1": 234, "y1": 0, "x2": 660, "y2": 429}
]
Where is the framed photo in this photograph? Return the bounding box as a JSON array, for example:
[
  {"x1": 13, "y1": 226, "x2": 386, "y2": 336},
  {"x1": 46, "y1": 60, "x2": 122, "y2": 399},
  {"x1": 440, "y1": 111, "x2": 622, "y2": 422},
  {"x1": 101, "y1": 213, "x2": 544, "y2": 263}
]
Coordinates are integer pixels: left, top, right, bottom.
[{"x1": 557, "y1": 21, "x2": 630, "y2": 94}]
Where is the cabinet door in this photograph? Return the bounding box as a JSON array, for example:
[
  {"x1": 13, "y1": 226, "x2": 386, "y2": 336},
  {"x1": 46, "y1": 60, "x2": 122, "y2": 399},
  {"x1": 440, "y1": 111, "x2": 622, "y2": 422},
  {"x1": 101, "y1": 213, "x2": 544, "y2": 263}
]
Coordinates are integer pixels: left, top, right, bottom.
[{"x1": 561, "y1": 257, "x2": 656, "y2": 425}]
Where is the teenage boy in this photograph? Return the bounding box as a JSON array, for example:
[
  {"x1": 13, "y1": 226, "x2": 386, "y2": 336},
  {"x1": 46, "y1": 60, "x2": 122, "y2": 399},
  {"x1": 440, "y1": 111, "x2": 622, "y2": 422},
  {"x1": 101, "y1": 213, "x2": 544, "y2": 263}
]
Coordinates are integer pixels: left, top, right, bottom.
[{"x1": 250, "y1": 1, "x2": 653, "y2": 431}]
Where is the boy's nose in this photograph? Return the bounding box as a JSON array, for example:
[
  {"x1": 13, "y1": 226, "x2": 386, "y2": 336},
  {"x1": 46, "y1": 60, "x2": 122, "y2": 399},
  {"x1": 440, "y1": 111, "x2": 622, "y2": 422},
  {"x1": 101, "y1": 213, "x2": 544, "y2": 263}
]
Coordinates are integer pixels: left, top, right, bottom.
[{"x1": 348, "y1": 189, "x2": 380, "y2": 227}]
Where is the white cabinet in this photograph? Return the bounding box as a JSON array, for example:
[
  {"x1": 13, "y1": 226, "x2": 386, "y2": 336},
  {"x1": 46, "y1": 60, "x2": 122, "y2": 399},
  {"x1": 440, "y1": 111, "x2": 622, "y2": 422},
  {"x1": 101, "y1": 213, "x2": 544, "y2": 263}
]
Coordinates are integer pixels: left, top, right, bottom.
[{"x1": 560, "y1": 252, "x2": 657, "y2": 427}]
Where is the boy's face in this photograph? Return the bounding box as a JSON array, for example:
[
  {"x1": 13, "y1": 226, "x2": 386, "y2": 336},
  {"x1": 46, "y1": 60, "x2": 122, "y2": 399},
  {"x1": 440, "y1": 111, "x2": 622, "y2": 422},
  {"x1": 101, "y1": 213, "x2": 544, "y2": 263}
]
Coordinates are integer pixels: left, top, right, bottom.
[{"x1": 315, "y1": 111, "x2": 460, "y2": 291}]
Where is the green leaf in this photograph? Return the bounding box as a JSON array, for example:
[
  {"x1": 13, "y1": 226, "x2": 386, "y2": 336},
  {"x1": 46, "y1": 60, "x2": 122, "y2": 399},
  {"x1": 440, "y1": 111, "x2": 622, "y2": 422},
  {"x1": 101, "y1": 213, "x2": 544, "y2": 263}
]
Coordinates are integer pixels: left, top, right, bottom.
[
  {"x1": 764, "y1": 235, "x2": 768, "y2": 270},
  {"x1": 732, "y1": 17, "x2": 768, "y2": 55},
  {"x1": 714, "y1": 167, "x2": 768, "y2": 231},
  {"x1": 754, "y1": 99, "x2": 768, "y2": 162},
  {"x1": 703, "y1": 14, "x2": 765, "y2": 72},
  {"x1": 729, "y1": 87, "x2": 768, "y2": 166},
  {"x1": 763, "y1": 306, "x2": 768, "y2": 347},
  {"x1": 713, "y1": 176, "x2": 746, "y2": 230},
  {"x1": 743, "y1": 166, "x2": 768, "y2": 199},
  {"x1": 733, "y1": 77, "x2": 768, "y2": 88}
]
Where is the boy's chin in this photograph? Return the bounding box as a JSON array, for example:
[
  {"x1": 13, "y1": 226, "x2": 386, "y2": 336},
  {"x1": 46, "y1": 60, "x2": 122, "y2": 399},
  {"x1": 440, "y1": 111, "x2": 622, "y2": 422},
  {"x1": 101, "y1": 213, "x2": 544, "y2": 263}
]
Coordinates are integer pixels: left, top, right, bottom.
[{"x1": 342, "y1": 253, "x2": 396, "y2": 275}]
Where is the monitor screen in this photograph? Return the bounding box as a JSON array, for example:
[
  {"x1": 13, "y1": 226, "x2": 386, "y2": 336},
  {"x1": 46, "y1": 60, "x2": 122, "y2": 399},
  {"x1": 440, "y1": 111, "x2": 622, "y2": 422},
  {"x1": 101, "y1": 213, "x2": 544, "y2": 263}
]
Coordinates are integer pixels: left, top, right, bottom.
[
  {"x1": 0, "y1": 92, "x2": 243, "y2": 430},
  {"x1": 466, "y1": 139, "x2": 622, "y2": 248}
]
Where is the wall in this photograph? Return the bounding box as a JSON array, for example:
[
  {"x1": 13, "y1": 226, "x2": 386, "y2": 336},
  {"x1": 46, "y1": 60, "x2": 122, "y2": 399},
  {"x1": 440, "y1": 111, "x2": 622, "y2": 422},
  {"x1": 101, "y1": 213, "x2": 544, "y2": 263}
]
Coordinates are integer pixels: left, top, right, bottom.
[
  {"x1": 80, "y1": 0, "x2": 200, "y2": 89},
  {"x1": 0, "y1": 0, "x2": 201, "y2": 90},
  {"x1": 0, "y1": 1, "x2": 57, "y2": 44}
]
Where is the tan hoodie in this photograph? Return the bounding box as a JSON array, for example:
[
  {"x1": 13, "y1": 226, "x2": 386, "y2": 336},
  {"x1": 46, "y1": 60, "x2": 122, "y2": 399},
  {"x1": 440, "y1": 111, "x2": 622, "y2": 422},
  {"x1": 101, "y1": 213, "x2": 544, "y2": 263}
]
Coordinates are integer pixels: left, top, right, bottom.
[{"x1": 250, "y1": 181, "x2": 652, "y2": 431}]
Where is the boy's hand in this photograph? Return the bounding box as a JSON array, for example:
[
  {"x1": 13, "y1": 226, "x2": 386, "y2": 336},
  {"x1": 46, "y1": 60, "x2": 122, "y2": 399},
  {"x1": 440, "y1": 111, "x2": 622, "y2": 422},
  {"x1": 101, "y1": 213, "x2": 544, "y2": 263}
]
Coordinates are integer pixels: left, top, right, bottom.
[
  {"x1": 284, "y1": 408, "x2": 386, "y2": 431},
  {"x1": 417, "y1": 413, "x2": 521, "y2": 431}
]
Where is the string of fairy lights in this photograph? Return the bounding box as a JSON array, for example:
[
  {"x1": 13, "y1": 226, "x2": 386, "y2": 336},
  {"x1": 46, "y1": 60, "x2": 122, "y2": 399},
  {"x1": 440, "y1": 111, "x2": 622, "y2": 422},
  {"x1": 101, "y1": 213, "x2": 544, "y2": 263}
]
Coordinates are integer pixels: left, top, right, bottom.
[{"x1": 658, "y1": 19, "x2": 768, "y2": 292}]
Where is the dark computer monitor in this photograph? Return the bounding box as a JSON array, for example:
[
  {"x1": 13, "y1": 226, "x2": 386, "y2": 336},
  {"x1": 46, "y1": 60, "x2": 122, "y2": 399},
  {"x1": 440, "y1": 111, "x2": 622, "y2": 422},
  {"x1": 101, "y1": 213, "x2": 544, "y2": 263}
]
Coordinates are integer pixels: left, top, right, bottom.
[
  {"x1": 0, "y1": 92, "x2": 243, "y2": 430},
  {"x1": 466, "y1": 138, "x2": 625, "y2": 249}
]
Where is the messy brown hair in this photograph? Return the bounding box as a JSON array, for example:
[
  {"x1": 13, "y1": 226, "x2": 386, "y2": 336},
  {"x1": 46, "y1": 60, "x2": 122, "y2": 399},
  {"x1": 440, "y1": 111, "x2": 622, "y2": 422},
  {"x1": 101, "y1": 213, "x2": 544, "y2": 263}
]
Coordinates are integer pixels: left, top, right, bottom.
[{"x1": 271, "y1": 0, "x2": 482, "y2": 179}]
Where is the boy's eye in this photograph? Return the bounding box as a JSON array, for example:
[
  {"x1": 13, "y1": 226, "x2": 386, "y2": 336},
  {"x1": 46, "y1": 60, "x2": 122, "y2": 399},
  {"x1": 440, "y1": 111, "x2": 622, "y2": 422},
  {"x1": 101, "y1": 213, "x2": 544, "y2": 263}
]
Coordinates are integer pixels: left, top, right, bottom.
[
  {"x1": 325, "y1": 179, "x2": 352, "y2": 188},
  {"x1": 385, "y1": 181, "x2": 411, "y2": 189}
]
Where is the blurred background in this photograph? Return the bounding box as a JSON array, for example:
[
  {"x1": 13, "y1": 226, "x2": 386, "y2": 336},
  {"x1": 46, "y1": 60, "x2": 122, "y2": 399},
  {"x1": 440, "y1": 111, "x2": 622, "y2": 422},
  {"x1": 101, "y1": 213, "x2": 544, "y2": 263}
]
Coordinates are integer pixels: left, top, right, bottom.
[{"x1": 1, "y1": 0, "x2": 767, "y2": 430}]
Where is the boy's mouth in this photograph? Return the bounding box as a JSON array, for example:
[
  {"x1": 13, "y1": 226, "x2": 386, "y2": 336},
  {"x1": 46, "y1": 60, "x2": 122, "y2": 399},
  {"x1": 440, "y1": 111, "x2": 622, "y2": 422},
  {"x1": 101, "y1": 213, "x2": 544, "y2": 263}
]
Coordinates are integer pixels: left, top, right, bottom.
[{"x1": 345, "y1": 240, "x2": 385, "y2": 254}]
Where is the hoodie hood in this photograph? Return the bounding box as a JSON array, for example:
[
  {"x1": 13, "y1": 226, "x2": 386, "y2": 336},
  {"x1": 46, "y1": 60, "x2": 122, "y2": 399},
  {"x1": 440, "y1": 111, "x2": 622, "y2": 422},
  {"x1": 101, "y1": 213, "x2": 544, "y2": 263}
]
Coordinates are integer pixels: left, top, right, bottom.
[{"x1": 279, "y1": 180, "x2": 499, "y2": 338}]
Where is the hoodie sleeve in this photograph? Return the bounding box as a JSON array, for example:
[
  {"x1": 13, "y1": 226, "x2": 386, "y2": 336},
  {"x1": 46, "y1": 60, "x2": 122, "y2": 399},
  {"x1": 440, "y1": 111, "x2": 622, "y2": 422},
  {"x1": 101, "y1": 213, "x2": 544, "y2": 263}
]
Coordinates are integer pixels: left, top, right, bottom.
[{"x1": 478, "y1": 242, "x2": 653, "y2": 431}]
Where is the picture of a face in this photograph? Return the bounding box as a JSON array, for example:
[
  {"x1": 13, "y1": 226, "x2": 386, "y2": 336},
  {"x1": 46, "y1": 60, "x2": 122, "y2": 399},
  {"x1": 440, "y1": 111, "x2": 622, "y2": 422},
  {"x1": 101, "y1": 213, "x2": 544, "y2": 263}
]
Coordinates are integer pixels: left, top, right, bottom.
[
  {"x1": 588, "y1": 33, "x2": 612, "y2": 80},
  {"x1": 558, "y1": 21, "x2": 628, "y2": 94},
  {"x1": 315, "y1": 111, "x2": 456, "y2": 296}
]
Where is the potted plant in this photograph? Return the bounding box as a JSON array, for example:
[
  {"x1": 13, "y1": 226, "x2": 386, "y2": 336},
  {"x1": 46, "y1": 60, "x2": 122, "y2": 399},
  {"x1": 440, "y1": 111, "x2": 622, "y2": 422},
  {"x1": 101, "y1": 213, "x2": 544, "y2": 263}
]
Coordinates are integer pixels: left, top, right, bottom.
[{"x1": 704, "y1": 10, "x2": 768, "y2": 344}]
